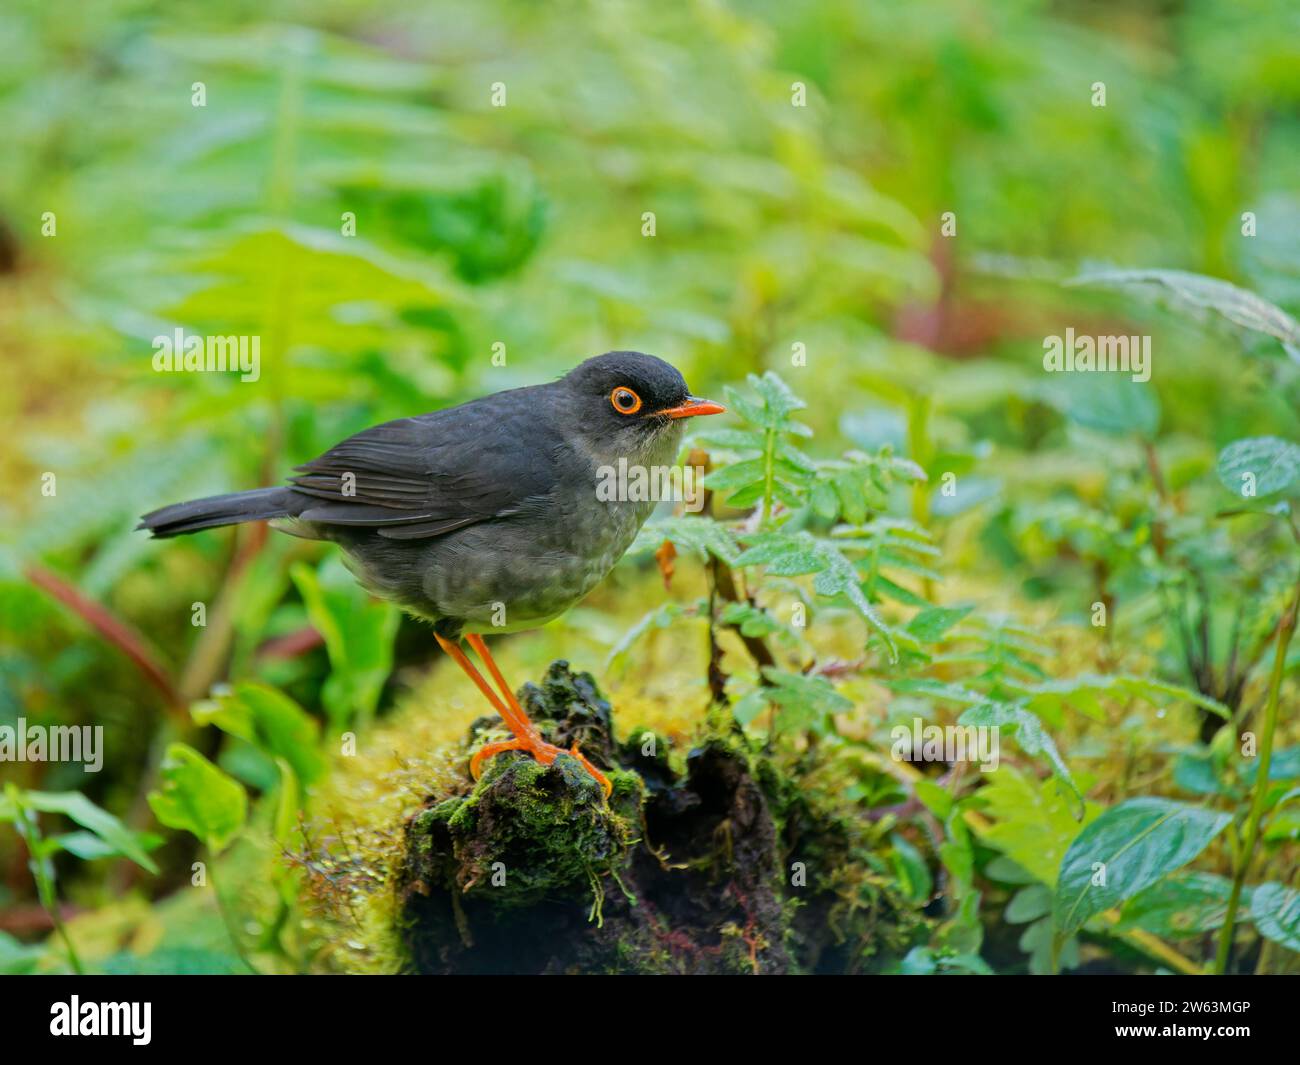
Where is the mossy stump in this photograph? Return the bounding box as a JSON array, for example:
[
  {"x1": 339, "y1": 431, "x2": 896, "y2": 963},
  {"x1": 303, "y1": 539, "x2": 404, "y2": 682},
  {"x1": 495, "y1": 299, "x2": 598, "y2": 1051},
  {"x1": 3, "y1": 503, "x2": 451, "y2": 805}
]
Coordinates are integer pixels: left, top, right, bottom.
[{"x1": 396, "y1": 661, "x2": 910, "y2": 974}]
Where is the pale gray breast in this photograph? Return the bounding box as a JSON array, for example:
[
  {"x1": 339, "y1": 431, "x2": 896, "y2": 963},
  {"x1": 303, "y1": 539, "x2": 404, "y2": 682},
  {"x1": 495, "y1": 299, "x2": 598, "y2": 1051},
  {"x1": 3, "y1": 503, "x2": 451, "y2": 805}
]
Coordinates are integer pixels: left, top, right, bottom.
[{"x1": 415, "y1": 429, "x2": 679, "y2": 631}]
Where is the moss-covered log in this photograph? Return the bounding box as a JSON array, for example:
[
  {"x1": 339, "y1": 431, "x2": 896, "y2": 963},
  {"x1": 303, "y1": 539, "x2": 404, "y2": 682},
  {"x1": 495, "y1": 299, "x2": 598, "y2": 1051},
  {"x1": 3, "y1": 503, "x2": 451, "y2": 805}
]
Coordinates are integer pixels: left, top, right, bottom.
[{"x1": 393, "y1": 661, "x2": 919, "y2": 974}]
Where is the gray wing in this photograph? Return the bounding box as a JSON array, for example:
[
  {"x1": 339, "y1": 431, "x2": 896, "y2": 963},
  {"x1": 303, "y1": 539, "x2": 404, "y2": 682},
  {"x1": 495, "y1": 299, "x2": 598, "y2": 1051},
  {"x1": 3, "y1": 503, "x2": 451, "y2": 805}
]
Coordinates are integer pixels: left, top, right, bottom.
[{"x1": 287, "y1": 393, "x2": 558, "y2": 541}]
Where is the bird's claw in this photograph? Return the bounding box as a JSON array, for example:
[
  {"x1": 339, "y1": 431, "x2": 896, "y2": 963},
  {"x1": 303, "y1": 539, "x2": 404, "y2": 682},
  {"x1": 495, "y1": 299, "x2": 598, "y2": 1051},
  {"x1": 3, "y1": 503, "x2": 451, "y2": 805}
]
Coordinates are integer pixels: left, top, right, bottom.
[{"x1": 470, "y1": 732, "x2": 613, "y2": 800}]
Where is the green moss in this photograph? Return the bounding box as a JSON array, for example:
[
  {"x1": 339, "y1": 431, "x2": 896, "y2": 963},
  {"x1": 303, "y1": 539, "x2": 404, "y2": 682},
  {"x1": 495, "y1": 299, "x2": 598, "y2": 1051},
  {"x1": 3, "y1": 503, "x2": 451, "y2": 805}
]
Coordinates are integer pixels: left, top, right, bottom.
[
  {"x1": 406, "y1": 751, "x2": 640, "y2": 912},
  {"x1": 307, "y1": 659, "x2": 931, "y2": 973}
]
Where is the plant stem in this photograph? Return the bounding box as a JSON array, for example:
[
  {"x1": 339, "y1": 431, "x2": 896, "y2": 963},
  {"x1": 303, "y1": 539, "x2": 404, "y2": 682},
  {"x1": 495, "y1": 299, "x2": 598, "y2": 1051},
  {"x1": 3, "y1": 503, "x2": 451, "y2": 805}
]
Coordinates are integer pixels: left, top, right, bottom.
[
  {"x1": 761, "y1": 426, "x2": 775, "y2": 525},
  {"x1": 207, "y1": 847, "x2": 262, "y2": 975},
  {"x1": 44, "y1": 892, "x2": 84, "y2": 976},
  {"x1": 9, "y1": 790, "x2": 84, "y2": 974},
  {"x1": 1213, "y1": 577, "x2": 1300, "y2": 974}
]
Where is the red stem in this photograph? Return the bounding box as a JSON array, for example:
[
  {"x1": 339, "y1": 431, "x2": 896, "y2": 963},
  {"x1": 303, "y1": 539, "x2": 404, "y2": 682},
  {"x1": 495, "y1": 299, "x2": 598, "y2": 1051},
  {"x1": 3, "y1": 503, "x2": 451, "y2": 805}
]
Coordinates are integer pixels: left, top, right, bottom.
[{"x1": 23, "y1": 563, "x2": 184, "y2": 716}]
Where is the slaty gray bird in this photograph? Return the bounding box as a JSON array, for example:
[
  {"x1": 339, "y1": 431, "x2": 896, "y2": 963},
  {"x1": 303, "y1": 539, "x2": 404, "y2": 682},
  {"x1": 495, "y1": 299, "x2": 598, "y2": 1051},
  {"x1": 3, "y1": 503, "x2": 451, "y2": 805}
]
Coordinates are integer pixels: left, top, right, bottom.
[{"x1": 138, "y1": 351, "x2": 725, "y2": 795}]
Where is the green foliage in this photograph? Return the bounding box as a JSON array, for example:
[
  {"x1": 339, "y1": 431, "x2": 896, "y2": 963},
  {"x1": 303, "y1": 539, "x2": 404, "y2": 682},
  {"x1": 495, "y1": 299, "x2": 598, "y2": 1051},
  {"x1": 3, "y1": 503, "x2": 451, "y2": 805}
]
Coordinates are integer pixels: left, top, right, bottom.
[
  {"x1": 1053, "y1": 799, "x2": 1232, "y2": 935},
  {"x1": 1251, "y1": 883, "x2": 1300, "y2": 951},
  {"x1": 2, "y1": 787, "x2": 158, "y2": 874},
  {"x1": 291, "y1": 556, "x2": 400, "y2": 733},
  {"x1": 1070, "y1": 268, "x2": 1300, "y2": 356},
  {"x1": 194, "y1": 682, "x2": 326, "y2": 787},
  {"x1": 1216, "y1": 436, "x2": 1300, "y2": 498},
  {"x1": 148, "y1": 744, "x2": 249, "y2": 854},
  {"x1": 4, "y1": 0, "x2": 1299, "y2": 977},
  {"x1": 1117, "y1": 873, "x2": 1240, "y2": 938}
]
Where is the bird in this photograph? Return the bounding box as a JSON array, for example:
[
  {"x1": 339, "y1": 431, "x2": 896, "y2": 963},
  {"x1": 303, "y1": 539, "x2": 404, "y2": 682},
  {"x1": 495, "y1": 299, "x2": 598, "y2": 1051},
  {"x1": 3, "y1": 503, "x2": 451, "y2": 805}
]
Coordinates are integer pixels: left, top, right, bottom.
[{"x1": 138, "y1": 351, "x2": 725, "y2": 797}]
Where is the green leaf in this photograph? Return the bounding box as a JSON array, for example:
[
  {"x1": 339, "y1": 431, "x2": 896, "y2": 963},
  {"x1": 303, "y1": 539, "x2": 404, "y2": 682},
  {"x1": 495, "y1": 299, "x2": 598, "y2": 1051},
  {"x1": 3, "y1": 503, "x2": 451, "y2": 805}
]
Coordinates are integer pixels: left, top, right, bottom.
[
  {"x1": 905, "y1": 605, "x2": 971, "y2": 643},
  {"x1": 1010, "y1": 673, "x2": 1231, "y2": 722},
  {"x1": 632, "y1": 516, "x2": 739, "y2": 565},
  {"x1": 1240, "y1": 745, "x2": 1300, "y2": 785},
  {"x1": 983, "y1": 855, "x2": 1038, "y2": 885},
  {"x1": 1019, "y1": 915, "x2": 1079, "y2": 974},
  {"x1": 703, "y1": 458, "x2": 767, "y2": 491},
  {"x1": 1216, "y1": 436, "x2": 1300, "y2": 498},
  {"x1": 1053, "y1": 798, "x2": 1231, "y2": 934},
  {"x1": 23, "y1": 791, "x2": 159, "y2": 874},
  {"x1": 1005, "y1": 884, "x2": 1053, "y2": 924},
  {"x1": 147, "y1": 743, "x2": 248, "y2": 854},
  {"x1": 832, "y1": 472, "x2": 869, "y2": 525},
  {"x1": 1173, "y1": 753, "x2": 1232, "y2": 796},
  {"x1": 1251, "y1": 882, "x2": 1300, "y2": 951},
  {"x1": 1116, "y1": 872, "x2": 1240, "y2": 938},
  {"x1": 49, "y1": 831, "x2": 125, "y2": 861},
  {"x1": 959, "y1": 701, "x2": 1080, "y2": 802},
  {"x1": 719, "y1": 601, "x2": 795, "y2": 641},
  {"x1": 1069, "y1": 267, "x2": 1300, "y2": 351},
  {"x1": 894, "y1": 946, "x2": 993, "y2": 976},
  {"x1": 811, "y1": 481, "x2": 840, "y2": 520},
  {"x1": 731, "y1": 689, "x2": 769, "y2": 728},
  {"x1": 981, "y1": 768, "x2": 1097, "y2": 887},
  {"x1": 735, "y1": 531, "x2": 826, "y2": 575},
  {"x1": 291, "y1": 555, "x2": 400, "y2": 732},
  {"x1": 694, "y1": 427, "x2": 768, "y2": 451},
  {"x1": 606, "y1": 600, "x2": 692, "y2": 668},
  {"x1": 889, "y1": 834, "x2": 933, "y2": 903},
  {"x1": 0, "y1": 931, "x2": 46, "y2": 975},
  {"x1": 1050, "y1": 374, "x2": 1160, "y2": 439},
  {"x1": 759, "y1": 667, "x2": 852, "y2": 731},
  {"x1": 913, "y1": 778, "x2": 953, "y2": 821},
  {"x1": 195, "y1": 682, "x2": 326, "y2": 786}
]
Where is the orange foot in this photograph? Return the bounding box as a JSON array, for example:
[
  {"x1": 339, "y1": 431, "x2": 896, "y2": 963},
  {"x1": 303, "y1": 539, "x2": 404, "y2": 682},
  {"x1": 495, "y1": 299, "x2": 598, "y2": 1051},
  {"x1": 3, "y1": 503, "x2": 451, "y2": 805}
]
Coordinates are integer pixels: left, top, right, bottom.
[
  {"x1": 469, "y1": 734, "x2": 612, "y2": 798},
  {"x1": 436, "y1": 631, "x2": 613, "y2": 800}
]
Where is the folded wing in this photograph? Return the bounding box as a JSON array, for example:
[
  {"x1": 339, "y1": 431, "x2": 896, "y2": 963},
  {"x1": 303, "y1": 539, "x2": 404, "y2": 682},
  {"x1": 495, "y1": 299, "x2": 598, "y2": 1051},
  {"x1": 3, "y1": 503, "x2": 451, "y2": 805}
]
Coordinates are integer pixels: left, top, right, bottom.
[{"x1": 288, "y1": 397, "x2": 555, "y2": 540}]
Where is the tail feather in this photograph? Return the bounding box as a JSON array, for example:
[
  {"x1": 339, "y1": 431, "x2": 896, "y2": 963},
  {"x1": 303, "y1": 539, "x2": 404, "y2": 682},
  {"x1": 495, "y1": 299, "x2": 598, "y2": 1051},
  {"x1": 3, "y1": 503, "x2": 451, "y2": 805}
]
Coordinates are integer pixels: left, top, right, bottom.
[{"x1": 137, "y1": 487, "x2": 296, "y2": 538}]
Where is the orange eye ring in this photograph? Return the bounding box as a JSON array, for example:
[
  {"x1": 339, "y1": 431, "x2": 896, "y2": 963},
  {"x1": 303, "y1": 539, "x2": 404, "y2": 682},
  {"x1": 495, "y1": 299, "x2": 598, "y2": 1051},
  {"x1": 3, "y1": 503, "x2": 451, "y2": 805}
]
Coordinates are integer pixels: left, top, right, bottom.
[{"x1": 610, "y1": 386, "x2": 642, "y2": 415}]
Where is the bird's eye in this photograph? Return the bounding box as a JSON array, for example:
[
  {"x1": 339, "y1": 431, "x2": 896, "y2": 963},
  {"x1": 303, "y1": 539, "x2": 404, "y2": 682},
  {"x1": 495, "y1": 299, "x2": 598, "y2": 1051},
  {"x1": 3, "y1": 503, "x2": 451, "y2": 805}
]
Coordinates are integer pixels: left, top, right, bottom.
[{"x1": 610, "y1": 386, "x2": 642, "y2": 415}]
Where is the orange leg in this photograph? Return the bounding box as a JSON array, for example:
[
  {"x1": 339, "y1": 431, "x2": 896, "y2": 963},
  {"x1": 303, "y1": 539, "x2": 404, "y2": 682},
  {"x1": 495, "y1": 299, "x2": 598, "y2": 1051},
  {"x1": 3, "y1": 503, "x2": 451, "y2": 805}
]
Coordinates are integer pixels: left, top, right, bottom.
[{"x1": 436, "y1": 633, "x2": 612, "y2": 798}]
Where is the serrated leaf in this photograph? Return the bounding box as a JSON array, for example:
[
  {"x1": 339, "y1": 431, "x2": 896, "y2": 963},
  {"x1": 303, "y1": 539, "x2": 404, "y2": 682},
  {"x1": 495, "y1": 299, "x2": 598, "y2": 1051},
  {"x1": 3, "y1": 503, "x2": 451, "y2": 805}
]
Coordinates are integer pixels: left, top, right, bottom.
[
  {"x1": 1070, "y1": 267, "x2": 1300, "y2": 350},
  {"x1": 890, "y1": 833, "x2": 933, "y2": 904},
  {"x1": 906, "y1": 606, "x2": 972, "y2": 643},
  {"x1": 734, "y1": 531, "x2": 827, "y2": 576},
  {"x1": 633, "y1": 516, "x2": 740, "y2": 565},
  {"x1": 1010, "y1": 673, "x2": 1230, "y2": 721},
  {"x1": 694, "y1": 427, "x2": 768, "y2": 451},
  {"x1": 760, "y1": 667, "x2": 853, "y2": 729},
  {"x1": 703, "y1": 458, "x2": 767, "y2": 491},
  {"x1": 981, "y1": 767, "x2": 1098, "y2": 887},
  {"x1": 960, "y1": 701, "x2": 1080, "y2": 802}
]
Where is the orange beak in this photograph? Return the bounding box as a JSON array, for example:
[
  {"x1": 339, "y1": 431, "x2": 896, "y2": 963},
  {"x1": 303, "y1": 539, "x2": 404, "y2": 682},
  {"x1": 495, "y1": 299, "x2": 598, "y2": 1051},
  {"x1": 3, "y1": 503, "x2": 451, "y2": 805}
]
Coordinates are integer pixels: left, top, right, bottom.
[{"x1": 657, "y1": 396, "x2": 726, "y2": 419}]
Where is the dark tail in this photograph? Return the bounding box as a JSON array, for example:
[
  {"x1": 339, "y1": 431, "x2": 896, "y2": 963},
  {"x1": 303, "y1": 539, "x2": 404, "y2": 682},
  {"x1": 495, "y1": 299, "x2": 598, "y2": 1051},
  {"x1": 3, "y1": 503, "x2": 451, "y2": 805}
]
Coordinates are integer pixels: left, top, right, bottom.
[{"x1": 137, "y1": 487, "x2": 297, "y2": 538}]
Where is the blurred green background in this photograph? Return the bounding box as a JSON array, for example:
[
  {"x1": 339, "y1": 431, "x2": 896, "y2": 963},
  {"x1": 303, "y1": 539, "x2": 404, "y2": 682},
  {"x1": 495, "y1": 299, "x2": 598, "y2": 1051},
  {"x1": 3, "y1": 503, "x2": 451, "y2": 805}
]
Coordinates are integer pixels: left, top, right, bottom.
[{"x1": 3, "y1": 0, "x2": 1300, "y2": 973}]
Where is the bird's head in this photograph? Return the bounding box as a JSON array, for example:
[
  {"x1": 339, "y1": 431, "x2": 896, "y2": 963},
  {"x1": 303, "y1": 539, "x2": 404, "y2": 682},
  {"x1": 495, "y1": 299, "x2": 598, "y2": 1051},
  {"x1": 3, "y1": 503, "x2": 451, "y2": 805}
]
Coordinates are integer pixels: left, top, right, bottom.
[{"x1": 560, "y1": 351, "x2": 724, "y2": 460}]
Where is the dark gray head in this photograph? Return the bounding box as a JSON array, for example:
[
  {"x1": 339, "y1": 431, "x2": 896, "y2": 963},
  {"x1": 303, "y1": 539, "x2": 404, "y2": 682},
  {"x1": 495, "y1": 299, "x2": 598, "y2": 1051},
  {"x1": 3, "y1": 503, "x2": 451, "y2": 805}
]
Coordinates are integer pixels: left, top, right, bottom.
[{"x1": 559, "y1": 351, "x2": 724, "y2": 454}]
